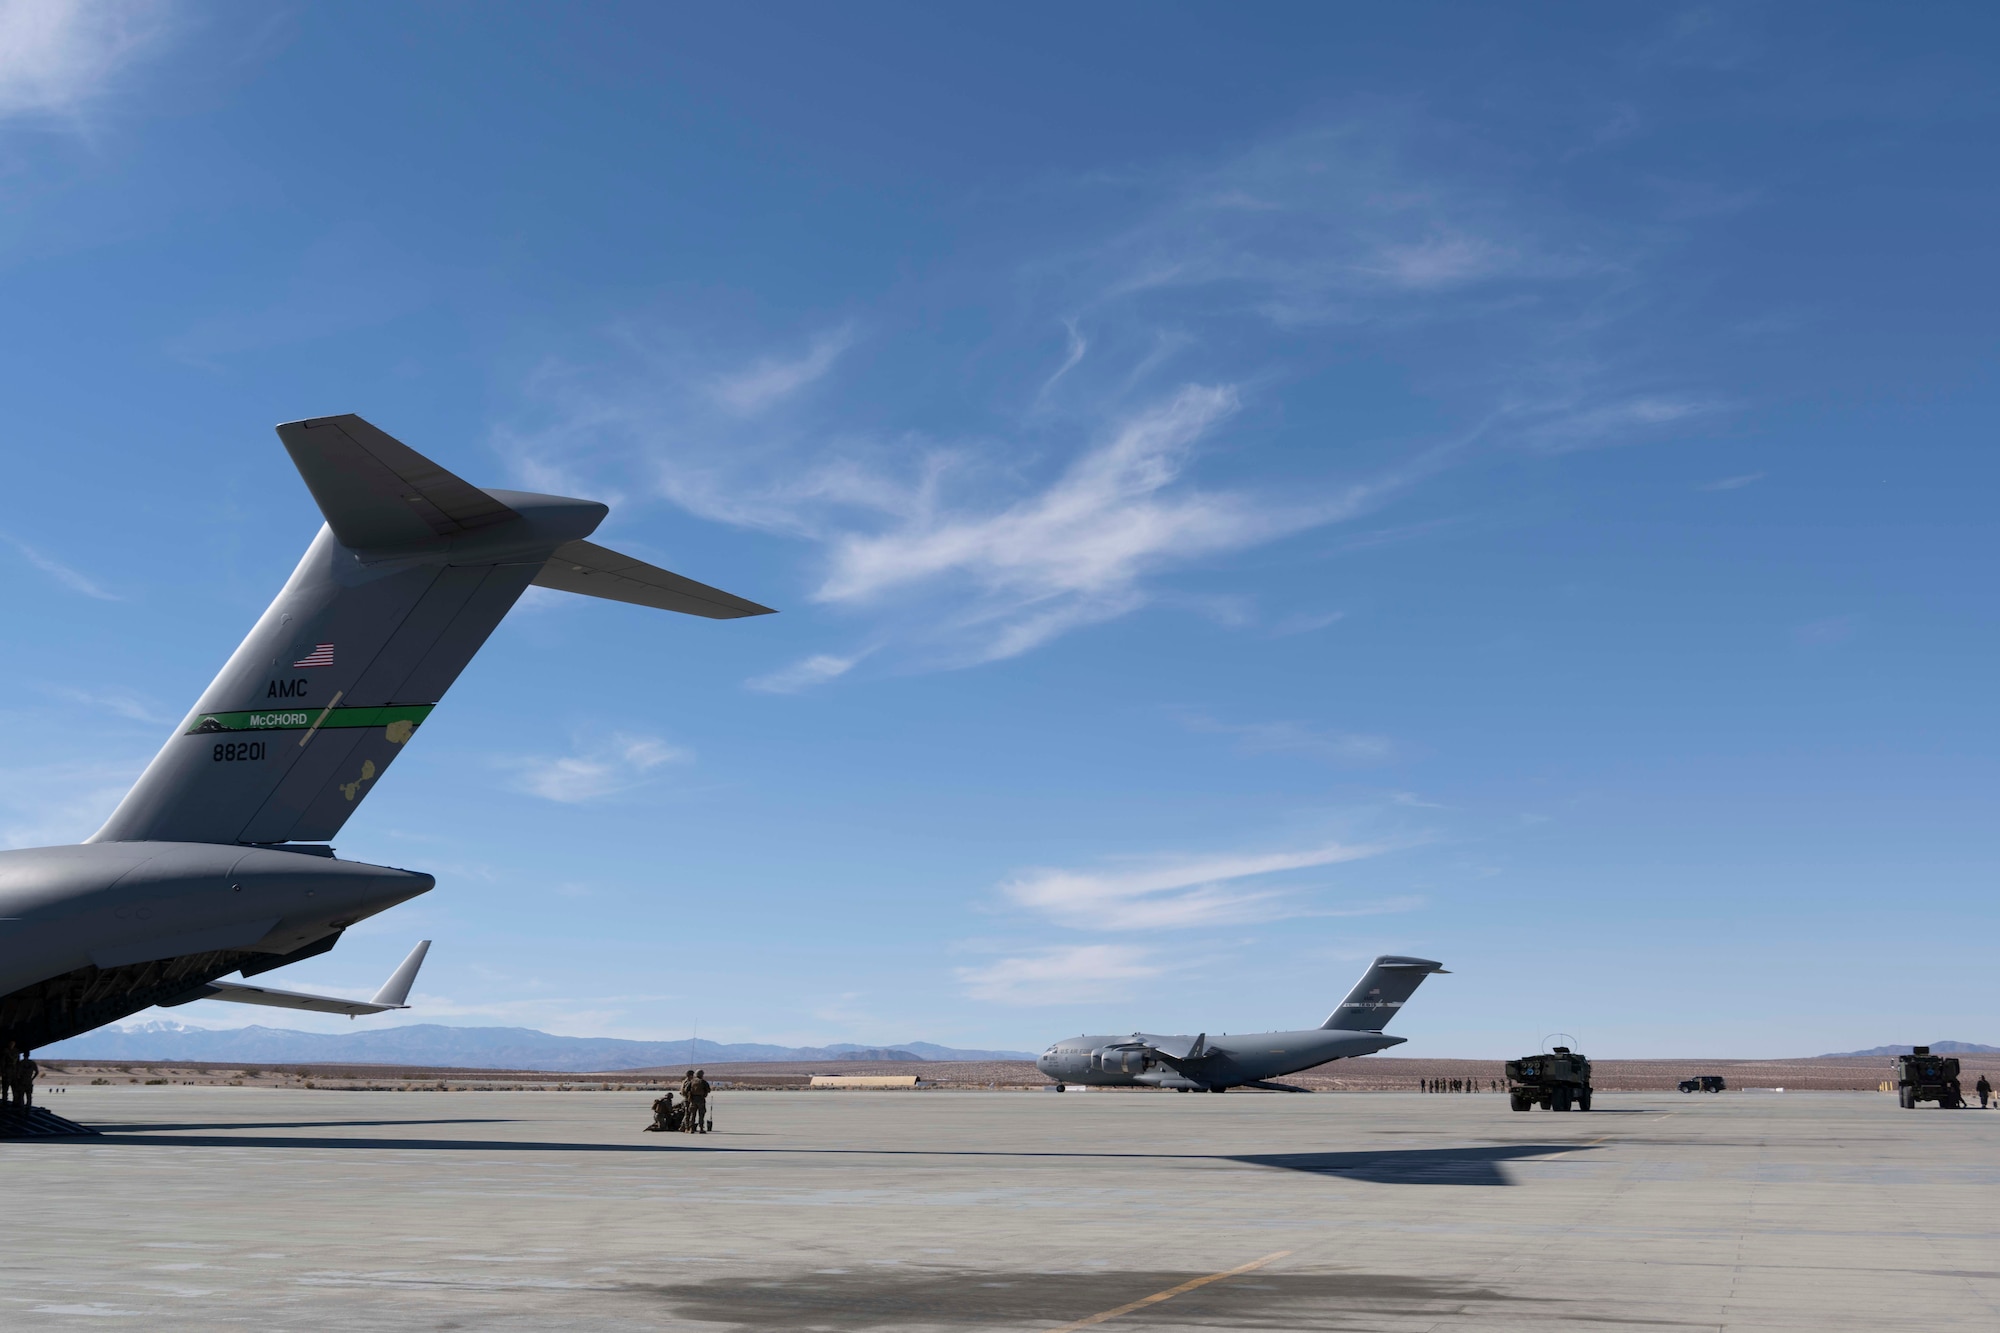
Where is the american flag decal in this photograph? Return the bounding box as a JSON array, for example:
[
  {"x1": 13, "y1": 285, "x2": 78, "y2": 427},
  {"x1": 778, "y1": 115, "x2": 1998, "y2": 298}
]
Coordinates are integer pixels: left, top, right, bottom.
[{"x1": 293, "y1": 643, "x2": 335, "y2": 668}]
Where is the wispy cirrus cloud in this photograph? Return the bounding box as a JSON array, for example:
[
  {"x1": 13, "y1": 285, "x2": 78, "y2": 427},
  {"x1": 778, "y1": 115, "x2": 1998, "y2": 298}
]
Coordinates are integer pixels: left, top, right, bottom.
[
  {"x1": 954, "y1": 835, "x2": 1424, "y2": 1006},
  {"x1": 999, "y1": 840, "x2": 1394, "y2": 931},
  {"x1": 747, "y1": 651, "x2": 867, "y2": 694},
  {"x1": 503, "y1": 357, "x2": 1438, "y2": 678},
  {"x1": 1073, "y1": 120, "x2": 1723, "y2": 454},
  {"x1": 0, "y1": 0, "x2": 174, "y2": 121},
  {"x1": 502, "y1": 733, "x2": 691, "y2": 804},
  {"x1": 1271, "y1": 609, "x2": 1345, "y2": 635},
  {"x1": 499, "y1": 110, "x2": 1725, "y2": 684},
  {"x1": 818, "y1": 385, "x2": 1247, "y2": 607},
  {"x1": 1702, "y1": 471, "x2": 1764, "y2": 491},
  {"x1": 0, "y1": 756, "x2": 143, "y2": 847},
  {"x1": 1081, "y1": 120, "x2": 1574, "y2": 327},
  {"x1": 811, "y1": 385, "x2": 1370, "y2": 664},
  {"x1": 6, "y1": 535, "x2": 118, "y2": 599},
  {"x1": 1035, "y1": 318, "x2": 1089, "y2": 404},
  {"x1": 1508, "y1": 391, "x2": 1724, "y2": 454},
  {"x1": 955, "y1": 943, "x2": 1164, "y2": 1006},
  {"x1": 711, "y1": 324, "x2": 855, "y2": 415},
  {"x1": 1177, "y1": 713, "x2": 1396, "y2": 766},
  {"x1": 46, "y1": 684, "x2": 169, "y2": 724}
]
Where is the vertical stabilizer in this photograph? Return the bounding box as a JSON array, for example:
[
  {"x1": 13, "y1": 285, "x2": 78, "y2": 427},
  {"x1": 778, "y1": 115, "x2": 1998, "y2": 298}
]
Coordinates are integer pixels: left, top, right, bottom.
[
  {"x1": 83, "y1": 419, "x2": 574, "y2": 843},
  {"x1": 1322, "y1": 956, "x2": 1448, "y2": 1031},
  {"x1": 91, "y1": 414, "x2": 769, "y2": 847}
]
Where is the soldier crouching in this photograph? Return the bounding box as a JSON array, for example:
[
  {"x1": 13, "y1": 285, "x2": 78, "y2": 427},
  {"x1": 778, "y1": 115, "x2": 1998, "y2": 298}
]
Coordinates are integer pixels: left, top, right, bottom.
[{"x1": 644, "y1": 1090, "x2": 681, "y2": 1132}]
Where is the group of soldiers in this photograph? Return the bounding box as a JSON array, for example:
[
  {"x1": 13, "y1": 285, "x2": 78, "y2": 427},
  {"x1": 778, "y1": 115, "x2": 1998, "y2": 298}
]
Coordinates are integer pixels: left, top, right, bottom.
[
  {"x1": 1, "y1": 1043, "x2": 38, "y2": 1110},
  {"x1": 645, "y1": 1068, "x2": 712, "y2": 1134}
]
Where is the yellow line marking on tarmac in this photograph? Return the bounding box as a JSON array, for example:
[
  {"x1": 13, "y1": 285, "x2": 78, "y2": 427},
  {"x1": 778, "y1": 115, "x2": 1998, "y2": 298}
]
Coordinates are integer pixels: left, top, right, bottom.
[
  {"x1": 1046, "y1": 1251, "x2": 1292, "y2": 1331},
  {"x1": 1556, "y1": 1135, "x2": 1613, "y2": 1157}
]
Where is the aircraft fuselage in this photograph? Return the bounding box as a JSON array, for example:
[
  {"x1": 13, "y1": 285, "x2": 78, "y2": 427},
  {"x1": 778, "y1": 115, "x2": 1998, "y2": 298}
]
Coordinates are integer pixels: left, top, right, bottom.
[
  {"x1": 0, "y1": 842, "x2": 431, "y2": 1049},
  {"x1": 1037, "y1": 1027, "x2": 1404, "y2": 1091}
]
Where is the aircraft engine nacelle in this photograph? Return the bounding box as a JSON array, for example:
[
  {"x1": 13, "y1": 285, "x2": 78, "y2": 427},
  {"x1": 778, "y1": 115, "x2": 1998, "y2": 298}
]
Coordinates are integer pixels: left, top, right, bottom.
[{"x1": 1092, "y1": 1046, "x2": 1153, "y2": 1076}]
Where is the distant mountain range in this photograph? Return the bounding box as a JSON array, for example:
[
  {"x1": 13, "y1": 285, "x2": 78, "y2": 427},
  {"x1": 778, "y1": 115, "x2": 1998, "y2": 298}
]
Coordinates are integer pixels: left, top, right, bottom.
[
  {"x1": 42, "y1": 1022, "x2": 1035, "y2": 1072},
  {"x1": 1819, "y1": 1041, "x2": 2000, "y2": 1057}
]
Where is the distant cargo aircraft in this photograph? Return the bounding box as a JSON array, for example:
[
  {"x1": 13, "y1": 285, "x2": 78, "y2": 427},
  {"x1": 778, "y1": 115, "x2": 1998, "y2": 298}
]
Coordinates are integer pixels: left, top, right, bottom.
[
  {"x1": 0, "y1": 416, "x2": 770, "y2": 1050},
  {"x1": 1036, "y1": 955, "x2": 1448, "y2": 1092}
]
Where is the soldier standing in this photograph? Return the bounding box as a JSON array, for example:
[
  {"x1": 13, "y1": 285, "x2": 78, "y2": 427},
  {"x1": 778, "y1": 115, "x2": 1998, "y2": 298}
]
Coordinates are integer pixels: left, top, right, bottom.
[
  {"x1": 1977, "y1": 1074, "x2": 1993, "y2": 1109},
  {"x1": 15, "y1": 1053, "x2": 35, "y2": 1109},
  {"x1": 0, "y1": 1042, "x2": 17, "y2": 1107},
  {"x1": 688, "y1": 1069, "x2": 711, "y2": 1133}
]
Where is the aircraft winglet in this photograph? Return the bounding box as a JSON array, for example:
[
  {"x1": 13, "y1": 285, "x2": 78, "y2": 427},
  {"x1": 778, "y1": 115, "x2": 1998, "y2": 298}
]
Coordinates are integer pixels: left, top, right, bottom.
[{"x1": 371, "y1": 939, "x2": 431, "y2": 1007}]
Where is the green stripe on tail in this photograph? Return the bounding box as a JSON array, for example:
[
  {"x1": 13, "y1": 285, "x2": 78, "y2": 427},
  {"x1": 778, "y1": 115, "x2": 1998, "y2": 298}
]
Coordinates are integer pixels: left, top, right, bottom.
[{"x1": 186, "y1": 704, "x2": 435, "y2": 735}]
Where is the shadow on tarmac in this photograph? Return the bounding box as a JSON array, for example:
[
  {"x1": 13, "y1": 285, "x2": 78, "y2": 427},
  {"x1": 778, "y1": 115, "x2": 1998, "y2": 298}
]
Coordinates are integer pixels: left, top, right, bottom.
[
  {"x1": 58, "y1": 1130, "x2": 1594, "y2": 1184},
  {"x1": 1230, "y1": 1143, "x2": 1593, "y2": 1185},
  {"x1": 96, "y1": 1117, "x2": 518, "y2": 1133},
  {"x1": 627, "y1": 1267, "x2": 1529, "y2": 1330}
]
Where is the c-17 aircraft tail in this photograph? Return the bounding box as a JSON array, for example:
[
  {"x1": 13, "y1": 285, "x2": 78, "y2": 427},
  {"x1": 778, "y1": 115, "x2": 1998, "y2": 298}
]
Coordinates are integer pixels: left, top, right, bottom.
[
  {"x1": 90, "y1": 414, "x2": 771, "y2": 848},
  {"x1": 0, "y1": 415, "x2": 771, "y2": 1055},
  {"x1": 1322, "y1": 955, "x2": 1451, "y2": 1032}
]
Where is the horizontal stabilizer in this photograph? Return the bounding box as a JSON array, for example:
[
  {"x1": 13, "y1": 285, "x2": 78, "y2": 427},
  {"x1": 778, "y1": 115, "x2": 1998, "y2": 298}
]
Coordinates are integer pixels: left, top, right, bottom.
[
  {"x1": 533, "y1": 539, "x2": 776, "y2": 618},
  {"x1": 163, "y1": 939, "x2": 431, "y2": 1018},
  {"x1": 278, "y1": 415, "x2": 519, "y2": 550}
]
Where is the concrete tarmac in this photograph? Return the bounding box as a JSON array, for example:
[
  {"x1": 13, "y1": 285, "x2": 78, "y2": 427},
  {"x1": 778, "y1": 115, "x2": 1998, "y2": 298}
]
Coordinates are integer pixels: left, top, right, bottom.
[{"x1": 3, "y1": 1087, "x2": 1996, "y2": 1330}]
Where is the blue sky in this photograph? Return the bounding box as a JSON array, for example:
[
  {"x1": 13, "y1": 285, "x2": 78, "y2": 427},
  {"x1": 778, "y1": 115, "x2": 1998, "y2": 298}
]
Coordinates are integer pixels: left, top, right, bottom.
[{"x1": 3, "y1": 3, "x2": 1995, "y2": 1058}]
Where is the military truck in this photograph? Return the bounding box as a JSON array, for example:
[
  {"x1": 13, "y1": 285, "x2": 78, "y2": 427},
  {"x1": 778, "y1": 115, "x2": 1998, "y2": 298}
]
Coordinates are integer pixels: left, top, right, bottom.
[
  {"x1": 1506, "y1": 1046, "x2": 1592, "y2": 1111},
  {"x1": 1895, "y1": 1047, "x2": 1963, "y2": 1109},
  {"x1": 1677, "y1": 1075, "x2": 1726, "y2": 1094}
]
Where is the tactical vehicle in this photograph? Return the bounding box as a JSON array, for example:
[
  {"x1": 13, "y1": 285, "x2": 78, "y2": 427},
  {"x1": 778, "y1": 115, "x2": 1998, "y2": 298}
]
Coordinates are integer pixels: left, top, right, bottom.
[
  {"x1": 1895, "y1": 1047, "x2": 1963, "y2": 1109},
  {"x1": 1507, "y1": 1046, "x2": 1592, "y2": 1111},
  {"x1": 1677, "y1": 1075, "x2": 1726, "y2": 1094}
]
